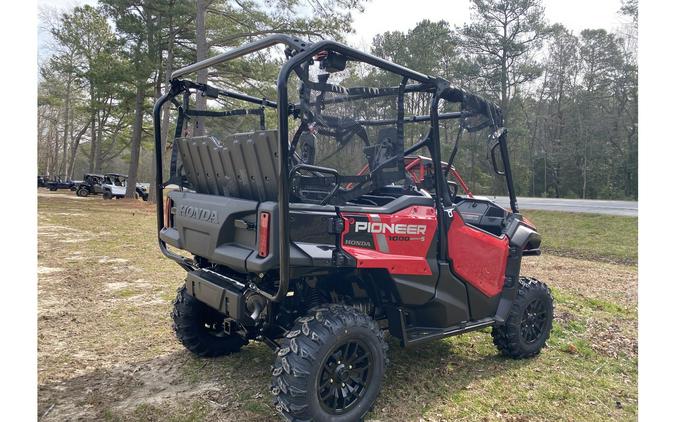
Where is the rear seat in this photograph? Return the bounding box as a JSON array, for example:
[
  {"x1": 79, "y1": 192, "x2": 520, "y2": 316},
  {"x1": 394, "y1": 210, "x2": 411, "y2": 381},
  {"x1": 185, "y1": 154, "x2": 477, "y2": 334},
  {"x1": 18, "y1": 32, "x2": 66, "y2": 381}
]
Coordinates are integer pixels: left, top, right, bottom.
[{"x1": 176, "y1": 130, "x2": 279, "y2": 201}]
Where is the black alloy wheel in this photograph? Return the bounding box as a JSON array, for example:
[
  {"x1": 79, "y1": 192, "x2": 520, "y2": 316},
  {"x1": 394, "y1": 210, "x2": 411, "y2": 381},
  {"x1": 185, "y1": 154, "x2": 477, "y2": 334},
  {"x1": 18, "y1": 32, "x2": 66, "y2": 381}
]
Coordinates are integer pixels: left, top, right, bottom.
[
  {"x1": 317, "y1": 339, "x2": 373, "y2": 415},
  {"x1": 520, "y1": 298, "x2": 548, "y2": 344},
  {"x1": 272, "y1": 304, "x2": 387, "y2": 422},
  {"x1": 492, "y1": 277, "x2": 554, "y2": 359}
]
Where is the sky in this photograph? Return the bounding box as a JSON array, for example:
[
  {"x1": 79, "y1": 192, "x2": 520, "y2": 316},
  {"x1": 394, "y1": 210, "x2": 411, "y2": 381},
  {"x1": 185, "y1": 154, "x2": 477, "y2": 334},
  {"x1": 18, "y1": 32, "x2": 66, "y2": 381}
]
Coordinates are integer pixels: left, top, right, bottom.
[
  {"x1": 347, "y1": 0, "x2": 626, "y2": 48},
  {"x1": 38, "y1": 0, "x2": 628, "y2": 61}
]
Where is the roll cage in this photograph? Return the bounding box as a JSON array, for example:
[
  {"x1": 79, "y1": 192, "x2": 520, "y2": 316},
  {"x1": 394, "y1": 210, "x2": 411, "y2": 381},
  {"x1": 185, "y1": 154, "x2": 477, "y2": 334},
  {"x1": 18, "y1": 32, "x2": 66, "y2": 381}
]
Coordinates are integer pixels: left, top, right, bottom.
[{"x1": 153, "y1": 34, "x2": 519, "y2": 303}]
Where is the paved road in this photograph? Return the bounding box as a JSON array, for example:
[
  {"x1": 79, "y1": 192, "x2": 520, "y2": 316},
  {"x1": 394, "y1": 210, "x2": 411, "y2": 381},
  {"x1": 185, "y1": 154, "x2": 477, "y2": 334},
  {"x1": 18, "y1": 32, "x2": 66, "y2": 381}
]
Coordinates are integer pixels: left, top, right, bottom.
[{"x1": 491, "y1": 196, "x2": 638, "y2": 217}]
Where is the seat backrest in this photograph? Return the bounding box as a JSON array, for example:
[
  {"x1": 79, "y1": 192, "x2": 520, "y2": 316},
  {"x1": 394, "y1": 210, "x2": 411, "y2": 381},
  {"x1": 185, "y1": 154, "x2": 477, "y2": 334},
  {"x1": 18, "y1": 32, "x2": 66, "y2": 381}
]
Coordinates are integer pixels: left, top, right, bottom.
[{"x1": 176, "y1": 129, "x2": 279, "y2": 201}]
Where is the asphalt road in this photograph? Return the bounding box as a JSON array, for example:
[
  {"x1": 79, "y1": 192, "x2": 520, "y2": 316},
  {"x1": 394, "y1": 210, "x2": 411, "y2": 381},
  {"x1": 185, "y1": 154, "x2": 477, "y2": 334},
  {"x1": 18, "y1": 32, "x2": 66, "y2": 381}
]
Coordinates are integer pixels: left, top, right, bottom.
[{"x1": 491, "y1": 196, "x2": 638, "y2": 217}]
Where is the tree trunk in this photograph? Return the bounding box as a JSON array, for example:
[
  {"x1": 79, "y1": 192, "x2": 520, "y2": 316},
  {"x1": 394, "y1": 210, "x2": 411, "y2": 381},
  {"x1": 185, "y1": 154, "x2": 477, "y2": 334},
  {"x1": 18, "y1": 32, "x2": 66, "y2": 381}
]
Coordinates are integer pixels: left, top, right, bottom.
[
  {"x1": 67, "y1": 119, "x2": 91, "y2": 180},
  {"x1": 193, "y1": 0, "x2": 208, "y2": 137},
  {"x1": 68, "y1": 141, "x2": 80, "y2": 180},
  {"x1": 95, "y1": 111, "x2": 105, "y2": 172},
  {"x1": 49, "y1": 110, "x2": 61, "y2": 177},
  {"x1": 88, "y1": 115, "x2": 96, "y2": 173},
  {"x1": 126, "y1": 81, "x2": 145, "y2": 198},
  {"x1": 60, "y1": 77, "x2": 71, "y2": 177}
]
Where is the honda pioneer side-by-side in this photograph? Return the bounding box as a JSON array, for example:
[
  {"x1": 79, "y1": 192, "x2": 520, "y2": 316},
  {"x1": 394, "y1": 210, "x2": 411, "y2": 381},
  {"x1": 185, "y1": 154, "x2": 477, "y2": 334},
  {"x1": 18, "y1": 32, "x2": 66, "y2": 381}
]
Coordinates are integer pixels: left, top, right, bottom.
[{"x1": 153, "y1": 35, "x2": 553, "y2": 422}]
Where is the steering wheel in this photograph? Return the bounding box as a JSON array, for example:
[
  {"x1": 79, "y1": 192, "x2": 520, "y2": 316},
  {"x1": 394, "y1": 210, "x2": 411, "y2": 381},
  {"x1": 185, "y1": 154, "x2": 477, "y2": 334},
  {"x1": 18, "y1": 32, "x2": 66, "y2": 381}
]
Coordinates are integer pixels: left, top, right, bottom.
[{"x1": 289, "y1": 163, "x2": 341, "y2": 205}]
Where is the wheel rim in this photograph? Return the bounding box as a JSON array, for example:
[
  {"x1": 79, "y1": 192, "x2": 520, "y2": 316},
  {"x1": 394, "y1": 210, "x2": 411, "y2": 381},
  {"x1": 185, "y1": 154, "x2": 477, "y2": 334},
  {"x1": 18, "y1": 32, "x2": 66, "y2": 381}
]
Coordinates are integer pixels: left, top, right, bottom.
[
  {"x1": 520, "y1": 299, "x2": 548, "y2": 344},
  {"x1": 317, "y1": 339, "x2": 373, "y2": 415}
]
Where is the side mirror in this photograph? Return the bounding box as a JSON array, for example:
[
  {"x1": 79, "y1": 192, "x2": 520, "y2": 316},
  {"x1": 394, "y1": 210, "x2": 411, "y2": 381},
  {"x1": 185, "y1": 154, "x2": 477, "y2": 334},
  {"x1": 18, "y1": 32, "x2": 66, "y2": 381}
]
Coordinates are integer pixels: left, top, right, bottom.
[{"x1": 447, "y1": 180, "x2": 458, "y2": 201}]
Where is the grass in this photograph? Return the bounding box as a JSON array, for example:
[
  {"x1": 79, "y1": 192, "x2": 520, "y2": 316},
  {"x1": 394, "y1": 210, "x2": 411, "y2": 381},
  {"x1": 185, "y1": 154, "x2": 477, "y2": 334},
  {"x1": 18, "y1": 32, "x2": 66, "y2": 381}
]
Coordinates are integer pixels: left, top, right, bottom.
[
  {"x1": 522, "y1": 210, "x2": 638, "y2": 264},
  {"x1": 37, "y1": 192, "x2": 638, "y2": 421}
]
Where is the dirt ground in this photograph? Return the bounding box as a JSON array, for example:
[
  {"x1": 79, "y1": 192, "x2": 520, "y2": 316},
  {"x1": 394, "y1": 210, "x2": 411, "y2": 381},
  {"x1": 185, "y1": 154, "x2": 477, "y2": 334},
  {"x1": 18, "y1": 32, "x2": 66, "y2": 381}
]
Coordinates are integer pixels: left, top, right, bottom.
[{"x1": 37, "y1": 192, "x2": 637, "y2": 421}]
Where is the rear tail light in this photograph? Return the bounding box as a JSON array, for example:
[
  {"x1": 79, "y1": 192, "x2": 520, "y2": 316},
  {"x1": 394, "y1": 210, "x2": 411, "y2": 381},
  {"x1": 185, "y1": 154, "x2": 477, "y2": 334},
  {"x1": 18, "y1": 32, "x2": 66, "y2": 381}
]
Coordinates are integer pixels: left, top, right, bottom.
[
  {"x1": 258, "y1": 212, "x2": 270, "y2": 257},
  {"x1": 164, "y1": 196, "x2": 173, "y2": 228}
]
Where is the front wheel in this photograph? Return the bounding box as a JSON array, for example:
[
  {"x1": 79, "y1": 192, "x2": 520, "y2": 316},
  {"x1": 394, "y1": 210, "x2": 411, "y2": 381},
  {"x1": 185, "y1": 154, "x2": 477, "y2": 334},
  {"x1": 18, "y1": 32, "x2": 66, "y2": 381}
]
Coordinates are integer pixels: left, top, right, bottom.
[
  {"x1": 272, "y1": 304, "x2": 387, "y2": 422},
  {"x1": 492, "y1": 277, "x2": 554, "y2": 359},
  {"x1": 102, "y1": 191, "x2": 113, "y2": 200}
]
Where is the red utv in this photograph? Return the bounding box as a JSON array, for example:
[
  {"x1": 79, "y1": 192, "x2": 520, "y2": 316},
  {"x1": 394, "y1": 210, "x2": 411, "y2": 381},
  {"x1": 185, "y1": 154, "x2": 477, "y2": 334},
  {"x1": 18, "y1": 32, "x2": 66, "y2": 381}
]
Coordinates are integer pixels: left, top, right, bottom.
[{"x1": 153, "y1": 35, "x2": 552, "y2": 421}]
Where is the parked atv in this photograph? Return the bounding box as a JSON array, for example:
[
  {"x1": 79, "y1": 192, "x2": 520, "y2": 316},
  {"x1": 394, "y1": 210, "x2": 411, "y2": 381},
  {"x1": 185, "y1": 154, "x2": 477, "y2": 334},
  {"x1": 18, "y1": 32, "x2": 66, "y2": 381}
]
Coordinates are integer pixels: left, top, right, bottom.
[
  {"x1": 45, "y1": 176, "x2": 76, "y2": 192},
  {"x1": 153, "y1": 35, "x2": 552, "y2": 422},
  {"x1": 101, "y1": 173, "x2": 149, "y2": 201},
  {"x1": 75, "y1": 174, "x2": 105, "y2": 197}
]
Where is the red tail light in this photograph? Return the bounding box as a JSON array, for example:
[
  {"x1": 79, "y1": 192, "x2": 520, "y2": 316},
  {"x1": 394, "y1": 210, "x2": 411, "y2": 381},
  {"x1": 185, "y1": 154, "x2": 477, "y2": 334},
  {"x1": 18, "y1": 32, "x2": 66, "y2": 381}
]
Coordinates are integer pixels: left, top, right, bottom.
[
  {"x1": 258, "y1": 212, "x2": 270, "y2": 258},
  {"x1": 164, "y1": 196, "x2": 173, "y2": 229}
]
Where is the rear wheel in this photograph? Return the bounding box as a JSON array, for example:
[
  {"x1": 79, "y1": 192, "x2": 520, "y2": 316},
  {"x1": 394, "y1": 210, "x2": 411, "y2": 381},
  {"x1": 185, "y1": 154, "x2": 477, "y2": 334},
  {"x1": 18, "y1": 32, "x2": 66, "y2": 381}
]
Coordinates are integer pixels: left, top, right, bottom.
[
  {"x1": 171, "y1": 285, "x2": 247, "y2": 357},
  {"x1": 272, "y1": 304, "x2": 387, "y2": 422},
  {"x1": 76, "y1": 187, "x2": 89, "y2": 197},
  {"x1": 492, "y1": 277, "x2": 553, "y2": 359}
]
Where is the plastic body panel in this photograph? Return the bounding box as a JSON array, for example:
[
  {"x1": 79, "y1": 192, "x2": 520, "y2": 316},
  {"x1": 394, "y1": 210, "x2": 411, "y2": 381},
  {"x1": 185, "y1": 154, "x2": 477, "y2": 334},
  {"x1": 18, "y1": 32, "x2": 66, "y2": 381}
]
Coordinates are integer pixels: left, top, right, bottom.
[
  {"x1": 339, "y1": 205, "x2": 438, "y2": 276},
  {"x1": 185, "y1": 269, "x2": 247, "y2": 321},
  {"x1": 447, "y1": 211, "x2": 509, "y2": 297},
  {"x1": 454, "y1": 197, "x2": 508, "y2": 236},
  {"x1": 406, "y1": 263, "x2": 470, "y2": 328},
  {"x1": 339, "y1": 200, "x2": 440, "y2": 306},
  {"x1": 160, "y1": 191, "x2": 340, "y2": 274}
]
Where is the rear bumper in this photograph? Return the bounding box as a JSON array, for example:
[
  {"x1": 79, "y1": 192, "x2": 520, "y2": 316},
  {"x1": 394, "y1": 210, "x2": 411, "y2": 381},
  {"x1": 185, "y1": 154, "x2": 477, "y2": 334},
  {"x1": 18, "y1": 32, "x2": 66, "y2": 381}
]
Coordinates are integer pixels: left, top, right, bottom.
[{"x1": 185, "y1": 269, "x2": 247, "y2": 320}]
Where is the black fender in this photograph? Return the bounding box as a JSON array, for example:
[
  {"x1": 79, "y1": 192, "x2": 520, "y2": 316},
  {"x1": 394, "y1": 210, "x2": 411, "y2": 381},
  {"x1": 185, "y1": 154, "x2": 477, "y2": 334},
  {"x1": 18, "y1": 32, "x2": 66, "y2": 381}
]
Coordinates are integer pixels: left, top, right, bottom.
[
  {"x1": 494, "y1": 217, "x2": 542, "y2": 323},
  {"x1": 508, "y1": 221, "x2": 541, "y2": 252}
]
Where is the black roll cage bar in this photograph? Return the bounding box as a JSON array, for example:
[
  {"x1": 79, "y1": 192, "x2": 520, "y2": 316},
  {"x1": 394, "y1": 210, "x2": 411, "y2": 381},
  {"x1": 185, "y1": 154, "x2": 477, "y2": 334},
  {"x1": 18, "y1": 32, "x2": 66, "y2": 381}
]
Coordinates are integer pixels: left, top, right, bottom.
[{"x1": 153, "y1": 34, "x2": 519, "y2": 302}]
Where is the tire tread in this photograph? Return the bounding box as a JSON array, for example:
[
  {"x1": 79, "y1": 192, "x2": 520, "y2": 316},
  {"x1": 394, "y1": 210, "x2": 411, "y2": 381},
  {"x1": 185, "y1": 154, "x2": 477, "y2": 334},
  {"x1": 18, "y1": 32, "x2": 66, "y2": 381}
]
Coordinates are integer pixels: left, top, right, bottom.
[
  {"x1": 271, "y1": 304, "x2": 387, "y2": 422},
  {"x1": 491, "y1": 277, "x2": 554, "y2": 359},
  {"x1": 171, "y1": 285, "x2": 246, "y2": 357}
]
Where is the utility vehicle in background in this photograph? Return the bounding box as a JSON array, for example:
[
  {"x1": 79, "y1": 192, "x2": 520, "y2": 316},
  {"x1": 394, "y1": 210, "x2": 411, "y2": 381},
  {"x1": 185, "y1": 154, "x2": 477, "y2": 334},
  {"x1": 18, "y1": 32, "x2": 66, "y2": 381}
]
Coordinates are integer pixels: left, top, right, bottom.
[
  {"x1": 45, "y1": 176, "x2": 76, "y2": 192},
  {"x1": 100, "y1": 173, "x2": 149, "y2": 201},
  {"x1": 153, "y1": 35, "x2": 553, "y2": 422},
  {"x1": 75, "y1": 173, "x2": 106, "y2": 197}
]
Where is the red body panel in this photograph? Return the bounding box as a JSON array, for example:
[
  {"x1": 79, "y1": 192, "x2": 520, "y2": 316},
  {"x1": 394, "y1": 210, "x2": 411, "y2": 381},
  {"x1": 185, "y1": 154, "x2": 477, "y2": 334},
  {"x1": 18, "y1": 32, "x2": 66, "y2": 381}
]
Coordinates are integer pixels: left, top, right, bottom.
[
  {"x1": 340, "y1": 206, "x2": 437, "y2": 275},
  {"x1": 447, "y1": 212, "x2": 509, "y2": 297}
]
